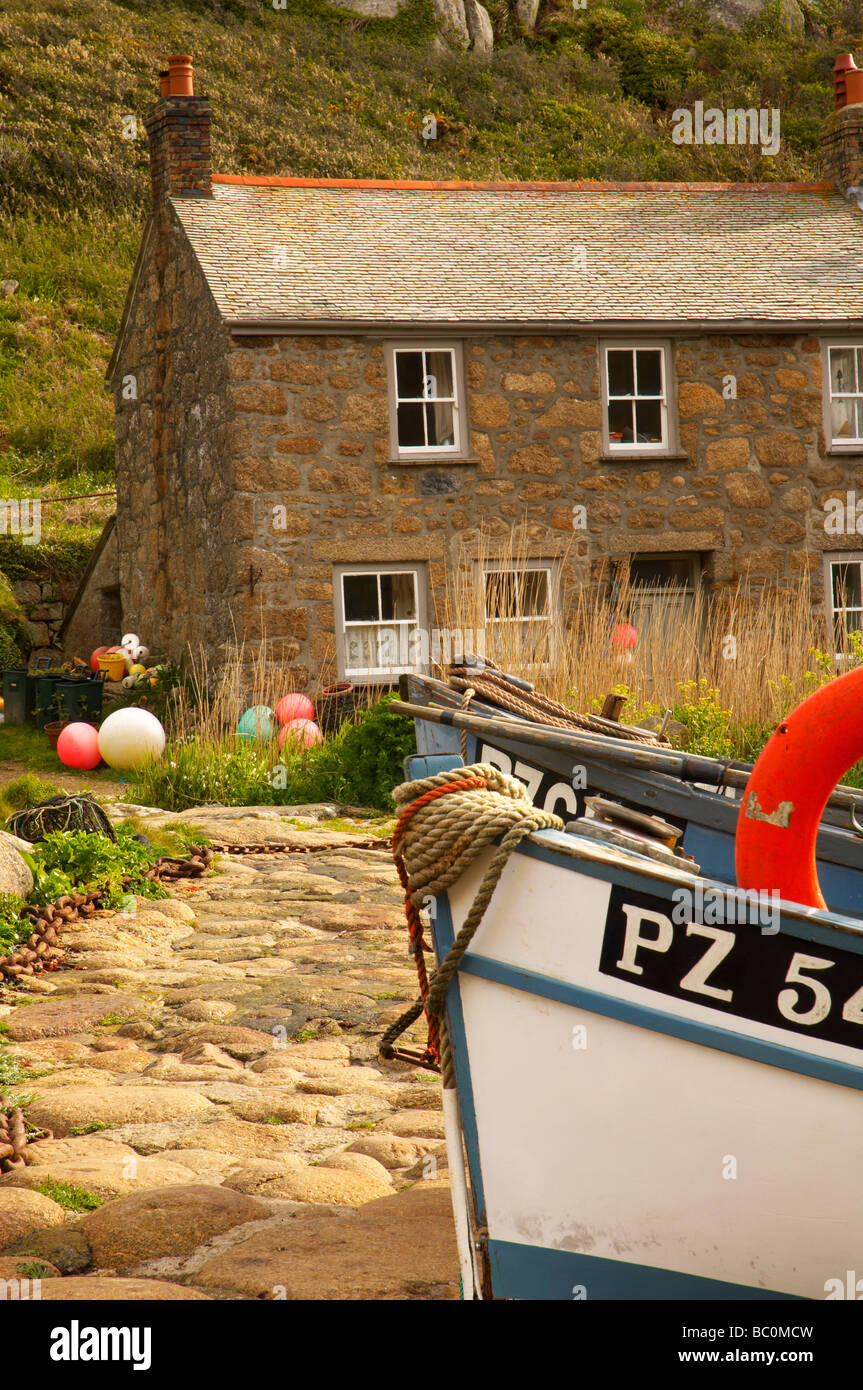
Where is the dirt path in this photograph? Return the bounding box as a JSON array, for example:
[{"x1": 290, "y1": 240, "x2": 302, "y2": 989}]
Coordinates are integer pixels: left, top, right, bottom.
[
  {"x1": 0, "y1": 760, "x2": 128, "y2": 802},
  {"x1": 0, "y1": 805, "x2": 457, "y2": 1300}
]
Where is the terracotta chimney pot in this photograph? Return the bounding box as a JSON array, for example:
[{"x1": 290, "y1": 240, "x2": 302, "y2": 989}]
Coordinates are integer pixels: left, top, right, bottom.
[
  {"x1": 846, "y1": 68, "x2": 863, "y2": 108},
  {"x1": 834, "y1": 53, "x2": 859, "y2": 110},
  {"x1": 167, "y1": 55, "x2": 194, "y2": 98},
  {"x1": 158, "y1": 70, "x2": 170, "y2": 98}
]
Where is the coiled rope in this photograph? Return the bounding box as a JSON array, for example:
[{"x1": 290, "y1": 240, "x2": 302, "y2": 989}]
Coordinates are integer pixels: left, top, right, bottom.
[
  {"x1": 380, "y1": 763, "x2": 562, "y2": 1086},
  {"x1": 447, "y1": 665, "x2": 661, "y2": 744}
]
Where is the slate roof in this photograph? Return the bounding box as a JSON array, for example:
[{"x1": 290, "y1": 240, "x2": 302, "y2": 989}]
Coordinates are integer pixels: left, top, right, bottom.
[{"x1": 170, "y1": 177, "x2": 863, "y2": 329}]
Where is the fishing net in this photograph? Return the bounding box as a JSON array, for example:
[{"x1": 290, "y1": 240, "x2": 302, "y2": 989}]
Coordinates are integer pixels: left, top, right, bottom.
[{"x1": 8, "y1": 794, "x2": 117, "y2": 844}]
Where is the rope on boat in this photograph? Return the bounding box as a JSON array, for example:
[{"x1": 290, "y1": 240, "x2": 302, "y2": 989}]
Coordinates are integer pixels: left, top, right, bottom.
[
  {"x1": 447, "y1": 665, "x2": 662, "y2": 745},
  {"x1": 381, "y1": 764, "x2": 562, "y2": 1086},
  {"x1": 458, "y1": 686, "x2": 476, "y2": 763}
]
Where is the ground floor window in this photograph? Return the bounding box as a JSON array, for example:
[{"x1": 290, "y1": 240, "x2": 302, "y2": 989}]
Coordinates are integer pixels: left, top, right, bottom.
[
  {"x1": 482, "y1": 562, "x2": 556, "y2": 667},
  {"x1": 625, "y1": 553, "x2": 701, "y2": 648},
  {"x1": 824, "y1": 554, "x2": 863, "y2": 651},
  {"x1": 333, "y1": 563, "x2": 427, "y2": 681}
]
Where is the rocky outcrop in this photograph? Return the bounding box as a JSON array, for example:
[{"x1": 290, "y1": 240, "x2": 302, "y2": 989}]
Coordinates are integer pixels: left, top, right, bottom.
[
  {"x1": 336, "y1": 0, "x2": 407, "y2": 13},
  {"x1": 707, "y1": 0, "x2": 804, "y2": 31},
  {"x1": 515, "y1": 0, "x2": 542, "y2": 30},
  {"x1": 464, "y1": 0, "x2": 494, "y2": 55},
  {"x1": 432, "y1": 0, "x2": 470, "y2": 47}
]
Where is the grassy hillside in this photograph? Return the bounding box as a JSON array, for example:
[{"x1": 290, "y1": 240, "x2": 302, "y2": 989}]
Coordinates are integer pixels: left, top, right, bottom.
[{"x1": 0, "y1": 0, "x2": 860, "y2": 552}]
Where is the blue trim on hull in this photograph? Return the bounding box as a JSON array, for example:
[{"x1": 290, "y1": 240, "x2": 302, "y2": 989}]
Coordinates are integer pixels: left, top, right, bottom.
[
  {"x1": 457, "y1": 948, "x2": 863, "y2": 1092},
  {"x1": 487, "y1": 1239, "x2": 803, "y2": 1301}
]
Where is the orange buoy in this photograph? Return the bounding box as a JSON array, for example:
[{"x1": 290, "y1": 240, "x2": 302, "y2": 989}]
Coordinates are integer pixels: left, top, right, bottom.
[{"x1": 735, "y1": 665, "x2": 863, "y2": 910}]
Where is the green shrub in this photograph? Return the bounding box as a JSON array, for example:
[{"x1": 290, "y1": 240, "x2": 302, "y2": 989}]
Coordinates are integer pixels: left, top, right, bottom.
[{"x1": 27, "y1": 824, "x2": 169, "y2": 908}]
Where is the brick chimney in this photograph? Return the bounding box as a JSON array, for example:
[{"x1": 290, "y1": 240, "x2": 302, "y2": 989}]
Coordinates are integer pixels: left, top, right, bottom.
[
  {"x1": 145, "y1": 55, "x2": 212, "y2": 205},
  {"x1": 821, "y1": 53, "x2": 863, "y2": 195}
]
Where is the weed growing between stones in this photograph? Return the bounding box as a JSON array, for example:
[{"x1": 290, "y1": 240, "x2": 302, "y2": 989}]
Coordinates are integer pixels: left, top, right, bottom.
[{"x1": 34, "y1": 1181, "x2": 104, "y2": 1212}]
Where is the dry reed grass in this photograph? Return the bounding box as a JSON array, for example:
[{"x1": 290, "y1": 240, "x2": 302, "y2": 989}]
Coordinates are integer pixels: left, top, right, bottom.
[{"x1": 442, "y1": 525, "x2": 835, "y2": 732}]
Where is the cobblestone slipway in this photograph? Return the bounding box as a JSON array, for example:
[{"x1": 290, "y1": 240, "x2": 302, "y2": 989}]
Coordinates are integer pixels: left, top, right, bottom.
[{"x1": 0, "y1": 806, "x2": 458, "y2": 1300}]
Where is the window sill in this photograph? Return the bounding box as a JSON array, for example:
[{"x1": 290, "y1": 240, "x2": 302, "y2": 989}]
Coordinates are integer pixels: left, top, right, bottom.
[
  {"x1": 600, "y1": 452, "x2": 690, "y2": 464},
  {"x1": 388, "y1": 455, "x2": 478, "y2": 467},
  {"x1": 826, "y1": 445, "x2": 863, "y2": 456}
]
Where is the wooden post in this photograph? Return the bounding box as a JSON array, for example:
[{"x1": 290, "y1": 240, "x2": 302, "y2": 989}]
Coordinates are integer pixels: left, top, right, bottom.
[{"x1": 601, "y1": 692, "x2": 627, "y2": 723}]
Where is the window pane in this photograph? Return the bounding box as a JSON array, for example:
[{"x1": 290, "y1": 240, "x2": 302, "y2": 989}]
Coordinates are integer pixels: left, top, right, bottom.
[
  {"x1": 424, "y1": 350, "x2": 455, "y2": 399},
  {"x1": 830, "y1": 347, "x2": 856, "y2": 395},
  {"x1": 485, "y1": 570, "x2": 518, "y2": 619},
  {"x1": 607, "y1": 349, "x2": 634, "y2": 397},
  {"x1": 857, "y1": 400, "x2": 863, "y2": 441},
  {"x1": 343, "y1": 574, "x2": 379, "y2": 623},
  {"x1": 608, "y1": 399, "x2": 634, "y2": 443},
  {"x1": 425, "y1": 402, "x2": 454, "y2": 447},
  {"x1": 630, "y1": 556, "x2": 693, "y2": 589},
  {"x1": 832, "y1": 562, "x2": 862, "y2": 613},
  {"x1": 345, "y1": 625, "x2": 378, "y2": 671},
  {"x1": 831, "y1": 398, "x2": 857, "y2": 442},
  {"x1": 380, "y1": 572, "x2": 417, "y2": 621},
  {"x1": 858, "y1": 348, "x2": 863, "y2": 389},
  {"x1": 521, "y1": 569, "x2": 549, "y2": 617},
  {"x1": 636, "y1": 350, "x2": 662, "y2": 396},
  {"x1": 397, "y1": 401, "x2": 425, "y2": 448},
  {"x1": 635, "y1": 398, "x2": 663, "y2": 444},
  {"x1": 395, "y1": 351, "x2": 424, "y2": 399}
]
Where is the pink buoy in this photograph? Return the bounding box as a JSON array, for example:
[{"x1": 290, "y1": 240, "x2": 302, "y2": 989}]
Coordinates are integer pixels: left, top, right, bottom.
[
  {"x1": 90, "y1": 646, "x2": 110, "y2": 673},
  {"x1": 56, "y1": 721, "x2": 102, "y2": 770},
  {"x1": 275, "y1": 693, "x2": 315, "y2": 726},
  {"x1": 278, "y1": 719, "x2": 323, "y2": 750},
  {"x1": 611, "y1": 622, "x2": 638, "y2": 651}
]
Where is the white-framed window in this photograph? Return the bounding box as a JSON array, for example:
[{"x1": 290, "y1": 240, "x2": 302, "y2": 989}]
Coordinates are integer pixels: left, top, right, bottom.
[
  {"x1": 824, "y1": 553, "x2": 863, "y2": 650},
  {"x1": 385, "y1": 343, "x2": 465, "y2": 460},
  {"x1": 826, "y1": 345, "x2": 863, "y2": 447},
  {"x1": 601, "y1": 343, "x2": 670, "y2": 454},
  {"x1": 482, "y1": 562, "x2": 556, "y2": 666},
  {"x1": 333, "y1": 563, "x2": 428, "y2": 682}
]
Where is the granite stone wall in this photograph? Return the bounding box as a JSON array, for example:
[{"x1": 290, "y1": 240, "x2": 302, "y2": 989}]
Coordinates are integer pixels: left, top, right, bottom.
[
  {"x1": 221, "y1": 328, "x2": 855, "y2": 689},
  {"x1": 113, "y1": 203, "x2": 235, "y2": 658}
]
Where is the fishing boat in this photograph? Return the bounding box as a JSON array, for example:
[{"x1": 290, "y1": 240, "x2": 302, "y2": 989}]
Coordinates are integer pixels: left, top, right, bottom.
[
  {"x1": 395, "y1": 672, "x2": 863, "y2": 919},
  {"x1": 389, "y1": 669, "x2": 863, "y2": 1299}
]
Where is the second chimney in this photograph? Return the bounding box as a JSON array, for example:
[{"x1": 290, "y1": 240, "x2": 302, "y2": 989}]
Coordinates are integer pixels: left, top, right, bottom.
[
  {"x1": 821, "y1": 53, "x2": 863, "y2": 194},
  {"x1": 145, "y1": 55, "x2": 212, "y2": 205}
]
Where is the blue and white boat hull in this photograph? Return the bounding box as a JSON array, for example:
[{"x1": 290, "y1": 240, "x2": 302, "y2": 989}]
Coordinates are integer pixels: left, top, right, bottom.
[{"x1": 434, "y1": 828, "x2": 863, "y2": 1300}]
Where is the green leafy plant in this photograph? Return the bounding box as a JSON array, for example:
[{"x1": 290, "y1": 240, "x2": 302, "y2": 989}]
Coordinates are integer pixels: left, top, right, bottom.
[
  {"x1": 34, "y1": 1181, "x2": 103, "y2": 1212},
  {"x1": 26, "y1": 824, "x2": 169, "y2": 908}
]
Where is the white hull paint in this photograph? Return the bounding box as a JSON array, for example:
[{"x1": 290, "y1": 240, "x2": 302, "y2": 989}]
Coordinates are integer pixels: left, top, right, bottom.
[{"x1": 441, "y1": 834, "x2": 863, "y2": 1299}]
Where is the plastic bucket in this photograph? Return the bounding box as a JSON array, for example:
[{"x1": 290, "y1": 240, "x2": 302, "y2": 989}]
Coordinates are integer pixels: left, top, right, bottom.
[{"x1": 97, "y1": 652, "x2": 127, "y2": 682}]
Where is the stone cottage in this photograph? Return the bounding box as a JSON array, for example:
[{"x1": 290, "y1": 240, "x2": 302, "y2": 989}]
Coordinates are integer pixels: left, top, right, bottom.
[{"x1": 71, "y1": 54, "x2": 863, "y2": 690}]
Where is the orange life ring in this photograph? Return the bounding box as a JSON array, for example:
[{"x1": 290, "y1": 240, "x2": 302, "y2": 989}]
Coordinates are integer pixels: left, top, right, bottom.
[{"x1": 735, "y1": 666, "x2": 863, "y2": 910}]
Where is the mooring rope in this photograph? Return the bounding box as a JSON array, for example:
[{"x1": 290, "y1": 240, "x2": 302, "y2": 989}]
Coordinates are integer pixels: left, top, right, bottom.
[
  {"x1": 447, "y1": 666, "x2": 661, "y2": 744},
  {"x1": 381, "y1": 763, "x2": 562, "y2": 1086}
]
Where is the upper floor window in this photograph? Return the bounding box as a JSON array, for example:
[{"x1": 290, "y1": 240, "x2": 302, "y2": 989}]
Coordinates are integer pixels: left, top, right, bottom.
[
  {"x1": 601, "y1": 343, "x2": 670, "y2": 454},
  {"x1": 827, "y1": 346, "x2": 863, "y2": 448},
  {"x1": 386, "y1": 343, "x2": 466, "y2": 460}
]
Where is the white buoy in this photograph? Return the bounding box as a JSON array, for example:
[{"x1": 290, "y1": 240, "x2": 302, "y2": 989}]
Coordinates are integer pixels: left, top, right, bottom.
[{"x1": 98, "y1": 707, "x2": 166, "y2": 771}]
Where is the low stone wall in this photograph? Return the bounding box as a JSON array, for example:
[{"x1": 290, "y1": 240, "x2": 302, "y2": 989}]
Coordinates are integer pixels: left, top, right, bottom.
[{"x1": 10, "y1": 576, "x2": 80, "y2": 659}]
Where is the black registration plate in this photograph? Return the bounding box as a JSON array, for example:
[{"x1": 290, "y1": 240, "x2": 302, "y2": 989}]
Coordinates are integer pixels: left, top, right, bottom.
[{"x1": 600, "y1": 883, "x2": 863, "y2": 1054}]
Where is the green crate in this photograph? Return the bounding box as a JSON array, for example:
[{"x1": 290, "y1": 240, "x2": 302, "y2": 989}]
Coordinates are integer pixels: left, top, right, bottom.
[{"x1": 2, "y1": 669, "x2": 28, "y2": 725}]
